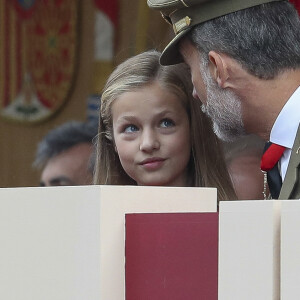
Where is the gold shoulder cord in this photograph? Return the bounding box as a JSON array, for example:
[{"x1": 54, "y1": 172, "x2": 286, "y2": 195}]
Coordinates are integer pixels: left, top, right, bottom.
[{"x1": 262, "y1": 171, "x2": 268, "y2": 200}]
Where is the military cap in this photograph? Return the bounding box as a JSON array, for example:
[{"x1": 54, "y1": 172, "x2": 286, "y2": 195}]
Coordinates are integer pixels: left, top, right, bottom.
[{"x1": 147, "y1": 0, "x2": 285, "y2": 65}]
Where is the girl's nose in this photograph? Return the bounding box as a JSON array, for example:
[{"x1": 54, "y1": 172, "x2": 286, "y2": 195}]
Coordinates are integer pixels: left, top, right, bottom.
[{"x1": 139, "y1": 129, "x2": 160, "y2": 152}]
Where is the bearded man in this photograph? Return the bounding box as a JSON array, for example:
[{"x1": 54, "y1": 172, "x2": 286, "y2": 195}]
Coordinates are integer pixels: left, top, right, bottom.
[{"x1": 148, "y1": 0, "x2": 300, "y2": 199}]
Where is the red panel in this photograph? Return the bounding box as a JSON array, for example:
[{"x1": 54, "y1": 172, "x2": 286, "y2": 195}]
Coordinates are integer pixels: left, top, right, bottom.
[{"x1": 125, "y1": 213, "x2": 218, "y2": 300}]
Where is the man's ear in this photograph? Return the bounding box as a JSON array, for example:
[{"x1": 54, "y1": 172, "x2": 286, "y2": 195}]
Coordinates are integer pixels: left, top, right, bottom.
[{"x1": 208, "y1": 51, "x2": 230, "y2": 88}]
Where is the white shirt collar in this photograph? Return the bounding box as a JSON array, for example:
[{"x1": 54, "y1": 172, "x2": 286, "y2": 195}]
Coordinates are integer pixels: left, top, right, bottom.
[{"x1": 270, "y1": 86, "x2": 300, "y2": 149}]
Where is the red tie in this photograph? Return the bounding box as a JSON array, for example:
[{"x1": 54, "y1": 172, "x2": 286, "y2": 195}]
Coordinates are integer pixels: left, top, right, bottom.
[
  {"x1": 261, "y1": 142, "x2": 286, "y2": 199},
  {"x1": 261, "y1": 142, "x2": 286, "y2": 171}
]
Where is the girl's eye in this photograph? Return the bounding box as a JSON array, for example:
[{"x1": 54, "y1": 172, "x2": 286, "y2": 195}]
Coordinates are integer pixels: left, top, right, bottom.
[
  {"x1": 124, "y1": 124, "x2": 139, "y2": 133},
  {"x1": 160, "y1": 118, "x2": 175, "y2": 128}
]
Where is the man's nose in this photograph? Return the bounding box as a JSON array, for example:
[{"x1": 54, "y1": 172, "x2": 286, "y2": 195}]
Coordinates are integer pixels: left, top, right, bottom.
[{"x1": 139, "y1": 129, "x2": 160, "y2": 152}]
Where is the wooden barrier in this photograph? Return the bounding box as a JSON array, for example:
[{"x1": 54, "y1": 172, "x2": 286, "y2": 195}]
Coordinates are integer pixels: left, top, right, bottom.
[
  {"x1": 219, "y1": 201, "x2": 281, "y2": 300},
  {"x1": 0, "y1": 186, "x2": 298, "y2": 299},
  {"x1": 281, "y1": 201, "x2": 300, "y2": 298},
  {"x1": 0, "y1": 185, "x2": 216, "y2": 300}
]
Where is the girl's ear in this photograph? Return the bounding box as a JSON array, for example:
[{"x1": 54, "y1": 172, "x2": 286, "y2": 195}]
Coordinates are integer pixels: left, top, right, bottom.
[
  {"x1": 114, "y1": 145, "x2": 118, "y2": 153},
  {"x1": 208, "y1": 51, "x2": 230, "y2": 89}
]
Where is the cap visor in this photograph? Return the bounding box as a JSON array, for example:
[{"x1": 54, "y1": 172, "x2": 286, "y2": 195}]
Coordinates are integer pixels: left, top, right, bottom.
[{"x1": 160, "y1": 28, "x2": 192, "y2": 66}]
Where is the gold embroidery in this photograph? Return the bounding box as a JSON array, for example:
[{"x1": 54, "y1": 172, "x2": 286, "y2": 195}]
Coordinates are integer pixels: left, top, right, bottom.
[{"x1": 173, "y1": 16, "x2": 191, "y2": 35}]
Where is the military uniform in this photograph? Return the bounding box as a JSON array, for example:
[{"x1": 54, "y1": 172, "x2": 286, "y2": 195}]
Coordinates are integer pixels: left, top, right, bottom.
[
  {"x1": 270, "y1": 85, "x2": 300, "y2": 200},
  {"x1": 280, "y1": 124, "x2": 300, "y2": 199}
]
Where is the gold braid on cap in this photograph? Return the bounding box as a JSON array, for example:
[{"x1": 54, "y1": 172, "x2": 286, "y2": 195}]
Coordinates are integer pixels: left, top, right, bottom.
[
  {"x1": 180, "y1": 0, "x2": 189, "y2": 7},
  {"x1": 161, "y1": 9, "x2": 178, "y2": 25}
]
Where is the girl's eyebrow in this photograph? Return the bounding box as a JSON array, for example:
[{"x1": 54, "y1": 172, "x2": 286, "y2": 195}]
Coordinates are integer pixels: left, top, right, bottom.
[
  {"x1": 115, "y1": 115, "x2": 138, "y2": 124},
  {"x1": 115, "y1": 109, "x2": 175, "y2": 124},
  {"x1": 156, "y1": 109, "x2": 173, "y2": 117}
]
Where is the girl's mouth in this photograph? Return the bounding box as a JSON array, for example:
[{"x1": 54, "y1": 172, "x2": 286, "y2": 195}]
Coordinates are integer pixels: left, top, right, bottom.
[{"x1": 140, "y1": 158, "x2": 165, "y2": 170}]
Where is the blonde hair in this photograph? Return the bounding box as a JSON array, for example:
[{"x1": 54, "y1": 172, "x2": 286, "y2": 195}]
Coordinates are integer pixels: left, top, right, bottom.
[{"x1": 94, "y1": 50, "x2": 236, "y2": 201}]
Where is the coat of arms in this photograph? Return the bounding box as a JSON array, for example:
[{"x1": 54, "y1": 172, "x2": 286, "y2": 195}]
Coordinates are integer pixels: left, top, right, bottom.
[{"x1": 0, "y1": 0, "x2": 80, "y2": 123}]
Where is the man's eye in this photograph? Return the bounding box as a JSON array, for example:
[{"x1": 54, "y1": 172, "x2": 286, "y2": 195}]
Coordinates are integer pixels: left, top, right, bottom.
[
  {"x1": 160, "y1": 119, "x2": 174, "y2": 128},
  {"x1": 124, "y1": 124, "x2": 139, "y2": 133}
]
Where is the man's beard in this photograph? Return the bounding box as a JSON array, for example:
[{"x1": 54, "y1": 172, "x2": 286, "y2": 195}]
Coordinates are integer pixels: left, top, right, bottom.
[{"x1": 200, "y1": 63, "x2": 246, "y2": 142}]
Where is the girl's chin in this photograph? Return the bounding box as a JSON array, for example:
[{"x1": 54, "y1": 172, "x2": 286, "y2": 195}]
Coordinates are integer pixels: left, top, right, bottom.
[
  {"x1": 137, "y1": 183, "x2": 167, "y2": 186},
  {"x1": 136, "y1": 179, "x2": 170, "y2": 186}
]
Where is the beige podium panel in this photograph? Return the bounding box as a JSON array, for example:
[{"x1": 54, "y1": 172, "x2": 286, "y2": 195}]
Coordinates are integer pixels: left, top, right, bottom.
[
  {"x1": 0, "y1": 185, "x2": 216, "y2": 300},
  {"x1": 98, "y1": 185, "x2": 217, "y2": 299},
  {"x1": 219, "y1": 200, "x2": 281, "y2": 300},
  {"x1": 281, "y1": 200, "x2": 300, "y2": 299},
  {"x1": 0, "y1": 186, "x2": 101, "y2": 300}
]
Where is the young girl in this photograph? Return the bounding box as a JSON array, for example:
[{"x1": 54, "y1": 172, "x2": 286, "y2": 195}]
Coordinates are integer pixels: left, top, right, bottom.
[{"x1": 94, "y1": 50, "x2": 236, "y2": 201}]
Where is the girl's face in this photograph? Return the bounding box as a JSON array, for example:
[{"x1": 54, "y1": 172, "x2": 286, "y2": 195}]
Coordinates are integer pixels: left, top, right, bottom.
[{"x1": 111, "y1": 81, "x2": 191, "y2": 186}]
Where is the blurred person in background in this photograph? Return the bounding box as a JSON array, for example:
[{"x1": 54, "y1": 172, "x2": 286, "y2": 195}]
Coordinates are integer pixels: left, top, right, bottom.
[
  {"x1": 224, "y1": 135, "x2": 265, "y2": 200},
  {"x1": 33, "y1": 120, "x2": 98, "y2": 186}
]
